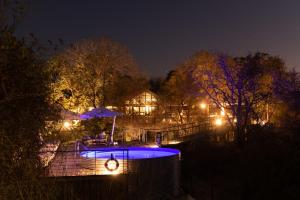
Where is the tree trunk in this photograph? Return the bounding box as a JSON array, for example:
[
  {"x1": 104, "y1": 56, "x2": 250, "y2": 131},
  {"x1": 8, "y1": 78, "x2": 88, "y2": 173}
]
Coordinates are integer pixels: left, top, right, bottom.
[
  {"x1": 235, "y1": 92, "x2": 245, "y2": 147},
  {"x1": 102, "y1": 73, "x2": 106, "y2": 107},
  {"x1": 235, "y1": 123, "x2": 244, "y2": 147}
]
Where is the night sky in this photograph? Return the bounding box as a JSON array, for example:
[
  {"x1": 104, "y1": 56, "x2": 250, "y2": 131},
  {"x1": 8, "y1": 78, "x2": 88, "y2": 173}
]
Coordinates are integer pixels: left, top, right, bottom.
[{"x1": 17, "y1": 0, "x2": 300, "y2": 77}]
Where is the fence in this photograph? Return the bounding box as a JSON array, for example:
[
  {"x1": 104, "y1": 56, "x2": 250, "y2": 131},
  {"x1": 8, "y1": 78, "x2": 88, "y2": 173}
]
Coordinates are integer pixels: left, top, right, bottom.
[{"x1": 42, "y1": 149, "x2": 130, "y2": 177}]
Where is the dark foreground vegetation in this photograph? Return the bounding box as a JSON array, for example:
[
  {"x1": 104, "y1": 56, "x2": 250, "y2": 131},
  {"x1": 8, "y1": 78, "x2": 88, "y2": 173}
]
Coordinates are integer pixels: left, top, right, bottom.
[{"x1": 176, "y1": 126, "x2": 300, "y2": 200}]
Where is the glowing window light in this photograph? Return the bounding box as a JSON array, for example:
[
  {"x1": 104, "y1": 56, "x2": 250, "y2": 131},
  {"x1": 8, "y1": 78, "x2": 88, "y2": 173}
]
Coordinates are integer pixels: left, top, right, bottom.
[
  {"x1": 215, "y1": 118, "x2": 223, "y2": 126},
  {"x1": 145, "y1": 105, "x2": 151, "y2": 113},
  {"x1": 200, "y1": 102, "x2": 207, "y2": 109}
]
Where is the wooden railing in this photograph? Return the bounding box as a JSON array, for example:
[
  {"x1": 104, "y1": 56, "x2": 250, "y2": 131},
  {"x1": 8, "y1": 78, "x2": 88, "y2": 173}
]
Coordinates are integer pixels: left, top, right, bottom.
[{"x1": 139, "y1": 120, "x2": 212, "y2": 144}]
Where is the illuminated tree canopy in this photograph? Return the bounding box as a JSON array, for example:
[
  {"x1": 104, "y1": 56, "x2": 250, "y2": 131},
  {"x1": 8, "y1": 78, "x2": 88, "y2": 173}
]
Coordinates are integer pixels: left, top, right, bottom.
[
  {"x1": 179, "y1": 51, "x2": 290, "y2": 145},
  {"x1": 49, "y1": 37, "x2": 146, "y2": 112}
]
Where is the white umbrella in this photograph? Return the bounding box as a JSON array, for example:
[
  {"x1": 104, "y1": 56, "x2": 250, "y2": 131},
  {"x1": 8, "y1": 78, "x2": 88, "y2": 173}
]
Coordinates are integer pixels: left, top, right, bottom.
[{"x1": 80, "y1": 107, "x2": 122, "y2": 143}]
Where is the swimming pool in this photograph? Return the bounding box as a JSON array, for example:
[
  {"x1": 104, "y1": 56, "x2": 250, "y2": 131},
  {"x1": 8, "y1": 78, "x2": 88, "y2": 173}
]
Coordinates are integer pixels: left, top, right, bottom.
[
  {"x1": 79, "y1": 147, "x2": 181, "y2": 196},
  {"x1": 80, "y1": 147, "x2": 180, "y2": 160}
]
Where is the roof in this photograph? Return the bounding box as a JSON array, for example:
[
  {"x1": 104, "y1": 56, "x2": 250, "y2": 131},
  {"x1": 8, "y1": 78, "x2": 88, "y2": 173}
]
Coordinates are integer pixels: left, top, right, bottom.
[{"x1": 126, "y1": 89, "x2": 158, "y2": 101}]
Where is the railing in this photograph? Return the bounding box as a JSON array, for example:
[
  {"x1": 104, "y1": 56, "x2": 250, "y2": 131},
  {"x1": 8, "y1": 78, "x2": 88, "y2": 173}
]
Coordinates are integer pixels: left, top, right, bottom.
[
  {"x1": 41, "y1": 149, "x2": 130, "y2": 177},
  {"x1": 139, "y1": 120, "x2": 212, "y2": 144}
]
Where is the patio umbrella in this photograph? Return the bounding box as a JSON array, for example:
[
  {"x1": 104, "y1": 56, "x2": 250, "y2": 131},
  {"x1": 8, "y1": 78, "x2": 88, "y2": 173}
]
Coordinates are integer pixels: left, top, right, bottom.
[{"x1": 80, "y1": 107, "x2": 122, "y2": 143}]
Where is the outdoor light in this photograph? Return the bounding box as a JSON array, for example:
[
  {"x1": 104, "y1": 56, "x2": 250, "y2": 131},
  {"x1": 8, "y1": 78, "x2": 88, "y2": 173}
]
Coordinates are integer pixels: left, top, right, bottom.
[
  {"x1": 220, "y1": 108, "x2": 225, "y2": 116},
  {"x1": 215, "y1": 118, "x2": 223, "y2": 126},
  {"x1": 63, "y1": 121, "x2": 71, "y2": 129},
  {"x1": 148, "y1": 144, "x2": 159, "y2": 148},
  {"x1": 168, "y1": 140, "x2": 181, "y2": 145},
  {"x1": 260, "y1": 120, "x2": 266, "y2": 125},
  {"x1": 73, "y1": 120, "x2": 80, "y2": 126},
  {"x1": 88, "y1": 107, "x2": 93, "y2": 111},
  {"x1": 200, "y1": 102, "x2": 207, "y2": 109}
]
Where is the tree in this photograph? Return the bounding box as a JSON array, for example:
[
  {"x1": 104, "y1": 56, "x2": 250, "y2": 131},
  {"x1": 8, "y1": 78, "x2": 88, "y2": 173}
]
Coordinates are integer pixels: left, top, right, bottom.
[
  {"x1": 0, "y1": 0, "x2": 26, "y2": 30},
  {"x1": 160, "y1": 68, "x2": 199, "y2": 124},
  {"x1": 50, "y1": 37, "x2": 144, "y2": 112},
  {"x1": 0, "y1": 31, "x2": 56, "y2": 199},
  {"x1": 0, "y1": 1, "x2": 57, "y2": 199},
  {"x1": 108, "y1": 75, "x2": 148, "y2": 108},
  {"x1": 185, "y1": 51, "x2": 287, "y2": 146},
  {"x1": 272, "y1": 69, "x2": 300, "y2": 127}
]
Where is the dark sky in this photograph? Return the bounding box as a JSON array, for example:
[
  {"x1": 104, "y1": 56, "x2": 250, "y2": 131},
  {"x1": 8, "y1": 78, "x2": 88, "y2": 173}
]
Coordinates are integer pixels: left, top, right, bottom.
[{"x1": 17, "y1": 0, "x2": 300, "y2": 77}]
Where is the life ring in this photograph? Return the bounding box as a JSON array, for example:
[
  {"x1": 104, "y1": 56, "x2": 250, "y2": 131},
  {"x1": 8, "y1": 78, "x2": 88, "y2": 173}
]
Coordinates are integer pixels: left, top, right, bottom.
[{"x1": 104, "y1": 154, "x2": 119, "y2": 171}]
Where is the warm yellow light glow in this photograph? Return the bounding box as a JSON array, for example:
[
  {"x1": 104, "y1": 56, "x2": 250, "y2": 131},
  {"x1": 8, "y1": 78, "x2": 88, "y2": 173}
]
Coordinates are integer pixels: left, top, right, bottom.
[
  {"x1": 215, "y1": 118, "x2": 223, "y2": 126},
  {"x1": 63, "y1": 121, "x2": 71, "y2": 128},
  {"x1": 200, "y1": 102, "x2": 207, "y2": 109},
  {"x1": 88, "y1": 107, "x2": 93, "y2": 111},
  {"x1": 168, "y1": 140, "x2": 181, "y2": 145},
  {"x1": 220, "y1": 108, "x2": 225, "y2": 116},
  {"x1": 145, "y1": 105, "x2": 150, "y2": 113},
  {"x1": 148, "y1": 144, "x2": 159, "y2": 148},
  {"x1": 233, "y1": 118, "x2": 237, "y2": 123},
  {"x1": 73, "y1": 120, "x2": 80, "y2": 126},
  {"x1": 106, "y1": 160, "x2": 118, "y2": 171}
]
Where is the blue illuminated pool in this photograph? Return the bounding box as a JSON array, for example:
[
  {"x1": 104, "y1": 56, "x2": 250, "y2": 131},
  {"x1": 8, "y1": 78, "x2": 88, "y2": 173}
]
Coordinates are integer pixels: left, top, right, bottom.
[
  {"x1": 80, "y1": 147, "x2": 180, "y2": 160},
  {"x1": 79, "y1": 147, "x2": 181, "y2": 195}
]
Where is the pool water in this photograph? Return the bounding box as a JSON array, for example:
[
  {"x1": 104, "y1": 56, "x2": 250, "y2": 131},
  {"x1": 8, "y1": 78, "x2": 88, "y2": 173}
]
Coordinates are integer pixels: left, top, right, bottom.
[{"x1": 80, "y1": 147, "x2": 180, "y2": 160}]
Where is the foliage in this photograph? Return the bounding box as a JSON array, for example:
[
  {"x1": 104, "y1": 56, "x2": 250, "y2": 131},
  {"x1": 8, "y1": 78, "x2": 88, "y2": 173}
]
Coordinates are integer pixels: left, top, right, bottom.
[
  {"x1": 181, "y1": 51, "x2": 288, "y2": 145},
  {"x1": 159, "y1": 68, "x2": 200, "y2": 124},
  {"x1": 0, "y1": 29, "x2": 57, "y2": 199},
  {"x1": 0, "y1": 0, "x2": 26, "y2": 30},
  {"x1": 49, "y1": 37, "x2": 147, "y2": 112}
]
